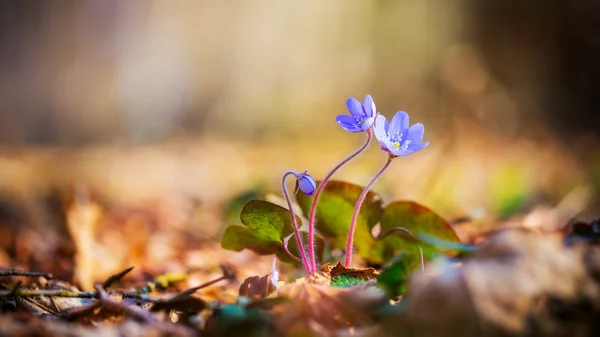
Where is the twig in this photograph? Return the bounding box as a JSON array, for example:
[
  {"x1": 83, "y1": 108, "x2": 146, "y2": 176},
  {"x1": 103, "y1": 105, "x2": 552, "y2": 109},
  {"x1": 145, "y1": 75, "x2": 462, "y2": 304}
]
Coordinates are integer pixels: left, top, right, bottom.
[
  {"x1": 0, "y1": 289, "x2": 97, "y2": 299},
  {"x1": 0, "y1": 269, "x2": 53, "y2": 279},
  {"x1": 63, "y1": 301, "x2": 102, "y2": 319},
  {"x1": 102, "y1": 266, "x2": 134, "y2": 290},
  {"x1": 10, "y1": 281, "x2": 23, "y2": 297},
  {"x1": 94, "y1": 285, "x2": 157, "y2": 323}
]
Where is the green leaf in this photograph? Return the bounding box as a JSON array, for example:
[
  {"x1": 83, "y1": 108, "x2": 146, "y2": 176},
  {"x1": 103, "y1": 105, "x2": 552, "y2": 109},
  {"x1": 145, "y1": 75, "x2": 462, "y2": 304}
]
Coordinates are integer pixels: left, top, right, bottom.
[
  {"x1": 296, "y1": 180, "x2": 383, "y2": 237},
  {"x1": 221, "y1": 225, "x2": 282, "y2": 255},
  {"x1": 377, "y1": 252, "x2": 413, "y2": 297},
  {"x1": 240, "y1": 200, "x2": 298, "y2": 243},
  {"x1": 222, "y1": 200, "x2": 305, "y2": 258},
  {"x1": 279, "y1": 231, "x2": 326, "y2": 264},
  {"x1": 357, "y1": 201, "x2": 459, "y2": 265},
  {"x1": 367, "y1": 201, "x2": 460, "y2": 264}
]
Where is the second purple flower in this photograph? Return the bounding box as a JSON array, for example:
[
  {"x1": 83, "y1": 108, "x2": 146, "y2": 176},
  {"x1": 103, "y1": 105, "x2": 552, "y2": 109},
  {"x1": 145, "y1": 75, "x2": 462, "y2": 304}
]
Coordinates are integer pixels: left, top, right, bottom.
[{"x1": 336, "y1": 95, "x2": 376, "y2": 133}]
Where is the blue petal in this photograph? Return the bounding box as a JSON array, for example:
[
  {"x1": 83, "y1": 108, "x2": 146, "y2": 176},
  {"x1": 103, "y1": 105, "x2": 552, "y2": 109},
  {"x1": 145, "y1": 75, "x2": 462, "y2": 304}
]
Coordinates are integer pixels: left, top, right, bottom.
[
  {"x1": 298, "y1": 176, "x2": 316, "y2": 196},
  {"x1": 362, "y1": 95, "x2": 376, "y2": 118},
  {"x1": 373, "y1": 115, "x2": 389, "y2": 145},
  {"x1": 390, "y1": 148, "x2": 414, "y2": 157},
  {"x1": 346, "y1": 97, "x2": 365, "y2": 120},
  {"x1": 388, "y1": 111, "x2": 409, "y2": 140},
  {"x1": 360, "y1": 116, "x2": 375, "y2": 131},
  {"x1": 404, "y1": 123, "x2": 425, "y2": 143},
  {"x1": 406, "y1": 142, "x2": 429, "y2": 152},
  {"x1": 336, "y1": 115, "x2": 362, "y2": 132}
]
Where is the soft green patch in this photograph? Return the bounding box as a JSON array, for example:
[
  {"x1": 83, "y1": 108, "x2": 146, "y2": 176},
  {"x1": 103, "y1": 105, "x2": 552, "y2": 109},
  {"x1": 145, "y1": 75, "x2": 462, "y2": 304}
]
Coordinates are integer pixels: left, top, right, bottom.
[
  {"x1": 377, "y1": 252, "x2": 412, "y2": 297},
  {"x1": 490, "y1": 164, "x2": 530, "y2": 217},
  {"x1": 330, "y1": 274, "x2": 365, "y2": 288},
  {"x1": 222, "y1": 187, "x2": 264, "y2": 226}
]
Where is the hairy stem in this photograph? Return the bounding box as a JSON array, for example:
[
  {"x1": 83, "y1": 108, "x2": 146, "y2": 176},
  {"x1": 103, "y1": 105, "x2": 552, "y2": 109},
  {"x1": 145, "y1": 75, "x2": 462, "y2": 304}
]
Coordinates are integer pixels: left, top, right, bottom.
[
  {"x1": 307, "y1": 130, "x2": 372, "y2": 273},
  {"x1": 345, "y1": 155, "x2": 394, "y2": 267},
  {"x1": 282, "y1": 171, "x2": 311, "y2": 273}
]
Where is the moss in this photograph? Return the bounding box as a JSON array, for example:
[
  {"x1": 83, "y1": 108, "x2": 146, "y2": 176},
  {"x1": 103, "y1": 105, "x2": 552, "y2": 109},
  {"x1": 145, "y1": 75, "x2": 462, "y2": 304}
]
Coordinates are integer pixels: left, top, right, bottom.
[{"x1": 330, "y1": 274, "x2": 365, "y2": 288}]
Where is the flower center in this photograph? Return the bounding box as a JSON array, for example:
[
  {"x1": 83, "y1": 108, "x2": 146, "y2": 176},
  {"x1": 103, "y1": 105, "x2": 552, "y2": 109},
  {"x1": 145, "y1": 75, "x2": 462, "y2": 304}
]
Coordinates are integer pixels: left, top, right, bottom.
[{"x1": 392, "y1": 139, "x2": 412, "y2": 150}]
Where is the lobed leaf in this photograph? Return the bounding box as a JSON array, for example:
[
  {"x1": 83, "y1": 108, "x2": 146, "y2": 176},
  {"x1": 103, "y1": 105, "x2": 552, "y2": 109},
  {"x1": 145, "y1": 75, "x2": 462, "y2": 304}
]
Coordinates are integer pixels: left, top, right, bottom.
[
  {"x1": 240, "y1": 200, "x2": 298, "y2": 243},
  {"x1": 221, "y1": 225, "x2": 282, "y2": 255},
  {"x1": 362, "y1": 201, "x2": 460, "y2": 264}
]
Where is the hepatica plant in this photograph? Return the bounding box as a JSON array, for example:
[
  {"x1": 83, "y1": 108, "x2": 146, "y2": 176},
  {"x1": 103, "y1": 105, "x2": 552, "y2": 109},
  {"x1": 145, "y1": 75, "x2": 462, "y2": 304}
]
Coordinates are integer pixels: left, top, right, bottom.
[{"x1": 221, "y1": 95, "x2": 461, "y2": 281}]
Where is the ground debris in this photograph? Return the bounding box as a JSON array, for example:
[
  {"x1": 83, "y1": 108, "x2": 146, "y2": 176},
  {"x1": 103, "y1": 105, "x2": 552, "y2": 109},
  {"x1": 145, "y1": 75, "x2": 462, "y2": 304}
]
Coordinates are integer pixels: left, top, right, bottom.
[{"x1": 379, "y1": 229, "x2": 600, "y2": 337}]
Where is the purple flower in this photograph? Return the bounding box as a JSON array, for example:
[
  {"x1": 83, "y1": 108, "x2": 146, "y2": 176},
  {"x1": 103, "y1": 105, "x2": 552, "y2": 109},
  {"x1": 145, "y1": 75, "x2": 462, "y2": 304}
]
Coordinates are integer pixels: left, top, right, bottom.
[
  {"x1": 291, "y1": 170, "x2": 317, "y2": 196},
  {"x1": 336, "y1": 95, "x2": 376, "y2": 133},
  {"x1": 373, "y1": 111, "x2": 429, "y2": 157}
]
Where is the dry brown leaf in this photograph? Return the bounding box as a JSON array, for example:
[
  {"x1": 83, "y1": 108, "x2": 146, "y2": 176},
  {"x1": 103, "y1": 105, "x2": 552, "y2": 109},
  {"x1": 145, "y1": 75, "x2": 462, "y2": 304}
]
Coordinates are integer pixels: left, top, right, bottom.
[
  {"x1": 380, "y1": 229, "x2": 600, "y2": 337},
  {"x1": 272, "y1": 280, "x2": 387, "y2": 336},
  {"x1": 324, "y1": 262, "x2": 380, "y2": 281},
  {"x1": 238, "y1": 274, "x2": 276, "y2": 299}
]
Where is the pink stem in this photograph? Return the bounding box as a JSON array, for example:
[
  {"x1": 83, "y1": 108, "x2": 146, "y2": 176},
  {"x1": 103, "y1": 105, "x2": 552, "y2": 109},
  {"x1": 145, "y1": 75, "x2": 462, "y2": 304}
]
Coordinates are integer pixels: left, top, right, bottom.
[
  {"x1": 282, "y1": 172, "x2": 311, "y2": 273},
  {"x1": 307, "y1": 131, "x2": 372, "y2": 273},
  {"x1": 345, "y1": 155, "x2": 394, "y2": 267}
]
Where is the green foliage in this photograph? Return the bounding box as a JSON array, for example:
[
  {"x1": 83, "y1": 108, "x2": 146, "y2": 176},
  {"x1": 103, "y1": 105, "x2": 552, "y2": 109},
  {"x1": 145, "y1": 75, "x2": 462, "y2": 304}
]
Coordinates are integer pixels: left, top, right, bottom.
[
  {"x1": 330, "y1": 274, "x2": 366, "y2": 288},
  {"x1": 490, "y1": 164, "x2": 530, "y2": 217},
  {"x1": 240, "y1": 200, "x2": 296, "y2": 243},
  {"x1": 296, "y1": 180, "x2": 383, "y2": 256},
  {"x1": 367, "y1": 201, "x2": 461, "y2": 264},
  {"x1": 221, "y1": 225, "x2": 282, "y2": 255},
  {"x1": 222, "y1": 181, "x2": 461, "y2": 275},
  {"x1": 221, "y1": 200, "x2": 325, "y2": 263},
  {"x1": 296, "y1": 180, "x2": 383, "y2": 237},
  {"x1": 377, "y1": 253, "x2": 412, "y2": 297}
]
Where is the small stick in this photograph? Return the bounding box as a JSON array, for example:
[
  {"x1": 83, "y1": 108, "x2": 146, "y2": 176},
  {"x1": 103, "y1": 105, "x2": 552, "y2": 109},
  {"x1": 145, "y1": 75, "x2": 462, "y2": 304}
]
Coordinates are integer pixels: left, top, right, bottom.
[
  {"x1": 0, "y1": 269, "x2": 53, "y2": 279},
  {"x1": 0, "y1": 289, "x2": 97, "y2": 299},
  {"x1": 94, "y1": 285, "x2": 157, "y2": 323}
]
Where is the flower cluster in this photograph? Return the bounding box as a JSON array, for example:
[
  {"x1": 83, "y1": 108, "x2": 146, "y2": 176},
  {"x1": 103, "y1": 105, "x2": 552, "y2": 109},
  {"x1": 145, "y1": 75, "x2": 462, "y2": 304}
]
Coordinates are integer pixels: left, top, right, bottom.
[
  {"x1": 284, "y1": 94, "x2": 429, "y2": 272},
  {"x1": 335, "y1": 94, "x2": 429, "y2": 155}
]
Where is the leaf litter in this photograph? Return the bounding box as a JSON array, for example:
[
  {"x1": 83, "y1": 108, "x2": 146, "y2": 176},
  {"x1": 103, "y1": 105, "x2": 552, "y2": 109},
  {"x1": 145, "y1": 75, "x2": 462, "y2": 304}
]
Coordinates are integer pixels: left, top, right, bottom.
[{"x1": 0, "y1": 95, "x2": 599, "y2": 336}]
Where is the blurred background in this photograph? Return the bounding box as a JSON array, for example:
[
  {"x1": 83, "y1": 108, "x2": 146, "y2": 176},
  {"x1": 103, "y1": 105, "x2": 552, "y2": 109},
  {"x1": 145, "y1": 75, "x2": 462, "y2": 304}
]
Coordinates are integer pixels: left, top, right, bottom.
[{"x1": 0, "y1": 1, "x2": 598, "y2": 287}]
